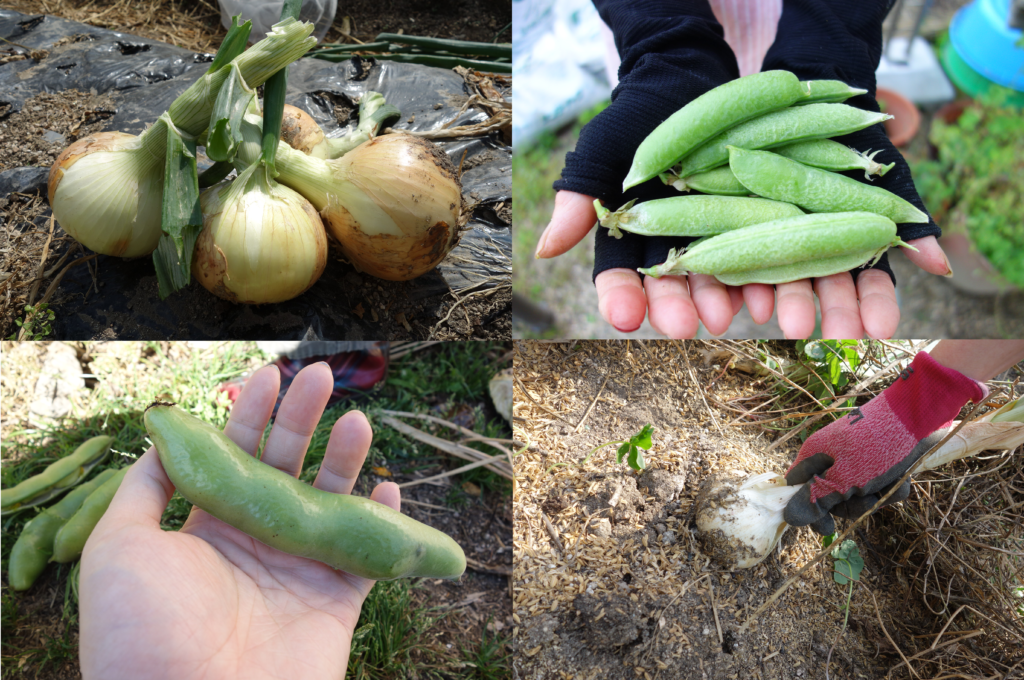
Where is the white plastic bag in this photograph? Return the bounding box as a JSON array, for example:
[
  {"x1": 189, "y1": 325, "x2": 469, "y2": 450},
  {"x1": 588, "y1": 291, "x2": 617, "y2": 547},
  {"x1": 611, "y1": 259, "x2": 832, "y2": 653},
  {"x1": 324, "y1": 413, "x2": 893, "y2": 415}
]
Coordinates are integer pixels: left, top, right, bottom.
[{"x1": 218, "y1": 0, "x2": 337, "y2": 43}]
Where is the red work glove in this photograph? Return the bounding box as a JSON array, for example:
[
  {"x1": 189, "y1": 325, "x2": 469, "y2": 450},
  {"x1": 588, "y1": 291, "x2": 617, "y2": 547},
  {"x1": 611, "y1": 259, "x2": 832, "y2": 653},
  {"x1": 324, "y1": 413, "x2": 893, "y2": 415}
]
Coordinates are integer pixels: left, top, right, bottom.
[{"x1": 783, "y1": 352, "x2": 988, "y2": 535}]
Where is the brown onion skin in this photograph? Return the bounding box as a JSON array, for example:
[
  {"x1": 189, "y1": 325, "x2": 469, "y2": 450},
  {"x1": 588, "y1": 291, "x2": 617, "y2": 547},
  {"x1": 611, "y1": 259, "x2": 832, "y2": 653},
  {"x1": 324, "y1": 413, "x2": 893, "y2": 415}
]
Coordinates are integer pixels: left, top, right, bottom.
[
  {"x1": 322, "y1": 135, "x2": 463, "y2": 281},
  {"x1": 279, "y1": 104, "x2": 325, "y2": 155},
  {"x1": 48, "y1": 132, "x2": 148, "y2": 257}
]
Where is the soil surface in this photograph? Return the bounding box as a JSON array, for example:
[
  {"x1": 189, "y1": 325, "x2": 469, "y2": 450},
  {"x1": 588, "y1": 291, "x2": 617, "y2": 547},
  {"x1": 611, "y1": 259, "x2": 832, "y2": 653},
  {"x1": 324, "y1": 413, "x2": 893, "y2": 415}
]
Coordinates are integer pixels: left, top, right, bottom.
[{"x1": 512, "y1": 340, "x2": 994, "y2": 680}]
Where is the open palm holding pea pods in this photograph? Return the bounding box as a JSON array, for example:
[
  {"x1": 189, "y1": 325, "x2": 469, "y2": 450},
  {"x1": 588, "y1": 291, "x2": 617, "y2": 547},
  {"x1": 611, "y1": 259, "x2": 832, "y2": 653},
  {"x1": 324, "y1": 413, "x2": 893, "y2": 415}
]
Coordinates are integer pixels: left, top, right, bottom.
[{"x1": 144, "y1": 404, "x2": 466, "y2": 581}]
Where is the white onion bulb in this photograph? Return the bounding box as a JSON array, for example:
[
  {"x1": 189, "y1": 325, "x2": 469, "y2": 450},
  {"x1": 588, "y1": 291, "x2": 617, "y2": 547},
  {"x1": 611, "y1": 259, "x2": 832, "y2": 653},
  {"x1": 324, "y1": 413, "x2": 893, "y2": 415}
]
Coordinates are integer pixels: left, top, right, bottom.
[
  {"x1": 193, "y1": 162, "x2": 327, "y2": 304},
  {"x1": 48, "y1": 132, "x2": 164, "y2": 258}
]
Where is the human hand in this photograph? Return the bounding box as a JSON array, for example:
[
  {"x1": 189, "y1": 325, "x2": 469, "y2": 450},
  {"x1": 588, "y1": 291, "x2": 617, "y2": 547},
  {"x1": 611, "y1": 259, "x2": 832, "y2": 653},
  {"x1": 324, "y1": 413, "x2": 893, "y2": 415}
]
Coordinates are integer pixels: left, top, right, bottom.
[
  {"x1": 536, "y1": 190, "x2": 951, "y2": 338},
  {"x1": 782, "y1": 352, "x2": 986, "y2": 536},
  {"x1": 79, "y1": 362, "x2": 395, "y2": 680}
]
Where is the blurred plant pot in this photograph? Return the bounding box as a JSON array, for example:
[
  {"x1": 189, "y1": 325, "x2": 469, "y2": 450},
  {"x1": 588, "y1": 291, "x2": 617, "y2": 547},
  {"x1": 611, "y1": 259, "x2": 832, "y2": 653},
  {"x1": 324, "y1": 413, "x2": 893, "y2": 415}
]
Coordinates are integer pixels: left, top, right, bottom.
[
  {"x1": 876, "y1": 87, "x2": 921, "y2": 146},
  {"x1": 939, "y1": 232, "x2": 1018, "y2": 295}
]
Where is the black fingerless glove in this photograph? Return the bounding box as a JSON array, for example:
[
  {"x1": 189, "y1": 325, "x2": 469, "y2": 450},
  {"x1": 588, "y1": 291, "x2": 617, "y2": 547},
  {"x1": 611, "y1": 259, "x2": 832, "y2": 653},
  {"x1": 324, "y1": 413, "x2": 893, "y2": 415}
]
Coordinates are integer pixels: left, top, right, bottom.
[
  {"x1": 761, "y1": 0, "x2": 942, "y2": 284},
  {"x1": 552, "y1": 0, "x2": 738, "y2": 281}
]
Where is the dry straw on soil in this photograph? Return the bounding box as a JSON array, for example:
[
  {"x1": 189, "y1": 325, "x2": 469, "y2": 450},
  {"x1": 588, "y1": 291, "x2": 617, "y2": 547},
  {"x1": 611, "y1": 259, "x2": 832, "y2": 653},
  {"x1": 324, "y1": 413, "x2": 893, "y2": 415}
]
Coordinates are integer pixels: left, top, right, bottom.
[{"x1": 512, "y1": 339, "x2": 1023, "y2": 680}]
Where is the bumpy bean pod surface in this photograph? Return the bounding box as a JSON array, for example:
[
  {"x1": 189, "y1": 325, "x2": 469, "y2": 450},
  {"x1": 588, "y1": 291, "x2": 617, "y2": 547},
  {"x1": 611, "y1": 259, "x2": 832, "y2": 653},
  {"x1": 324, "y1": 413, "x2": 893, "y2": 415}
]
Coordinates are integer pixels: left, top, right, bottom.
[
  {"x1": 773, "y1": 139, "x2": 895, "y2": 179},
  {"x1": 145, "y1": 404, "x2": 466, "y2": 581},
  {"x1": 1, "y1": 436, "x2": 113, "y2": 515},
  {"x1": 675, "y1": 103, "x2": 891, "y2": 177},
  {"x1": 8, "y1": 468, "x2": 118, "y2": 591},
  {"x1": 728, "y1": 146, "x2": 929, "y2": 224},
  {"x1": 639, "y1": 211, "x2": 904, "y2": 277},
  {"x1": 594, "y1": 195, "x2": 803, "y2": 239},
  {"x1": 623, "y1": 70, "x2": 807, "y2": 190}
]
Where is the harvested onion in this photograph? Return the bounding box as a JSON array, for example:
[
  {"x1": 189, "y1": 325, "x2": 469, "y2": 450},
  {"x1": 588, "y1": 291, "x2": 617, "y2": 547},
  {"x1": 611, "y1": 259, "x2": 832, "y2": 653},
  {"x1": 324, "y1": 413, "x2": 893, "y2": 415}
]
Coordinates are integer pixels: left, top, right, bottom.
[
  {"x1": 193, "y1": 162, "x2": 327, "y2": 304},
  {"x1": 238, "y1": 115, "x2": 463, "y2": 281},
  {"x1": 695, "y1": 403, "x2": 1024, "y2": 571}
]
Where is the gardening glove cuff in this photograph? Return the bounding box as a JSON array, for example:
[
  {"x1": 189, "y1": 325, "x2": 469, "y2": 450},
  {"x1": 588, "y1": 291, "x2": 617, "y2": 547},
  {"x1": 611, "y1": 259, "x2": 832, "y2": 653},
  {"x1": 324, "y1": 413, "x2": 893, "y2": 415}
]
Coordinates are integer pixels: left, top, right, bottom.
[
  {"x1": 761, "y1": 0, "x2": 941, "y2": 266},
  {"x1": 783, "y1": 351, "x2": 987, "y2": 534},
  {"x1": 551, "y1": 1, "x2": 740, "y2": 280}
]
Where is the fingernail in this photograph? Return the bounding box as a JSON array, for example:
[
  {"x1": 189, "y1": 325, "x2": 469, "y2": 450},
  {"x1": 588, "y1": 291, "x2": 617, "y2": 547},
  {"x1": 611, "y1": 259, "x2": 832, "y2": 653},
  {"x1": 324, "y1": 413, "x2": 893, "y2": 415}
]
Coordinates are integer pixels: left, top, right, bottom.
[
  {"x1": 534, "y1": 225, "x2": 551, "y2": 259},
  {"x1": 940, "y1": 251, "x2": 954, "y2": 277}
]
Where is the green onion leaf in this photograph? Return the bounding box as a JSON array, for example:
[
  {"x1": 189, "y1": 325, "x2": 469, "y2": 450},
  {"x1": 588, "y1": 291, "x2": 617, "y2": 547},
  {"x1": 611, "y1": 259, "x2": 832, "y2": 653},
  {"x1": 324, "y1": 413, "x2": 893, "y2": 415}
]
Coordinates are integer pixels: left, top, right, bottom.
[
  {"x1": 207, "y1": 62, "x2": 255, "y2": 163},
  {"x1": 154, "y1": 115, "x2": 203, "y2": 299},
  {"x1": 208, "y1": 15, "x2": 252, "y2": 74}
]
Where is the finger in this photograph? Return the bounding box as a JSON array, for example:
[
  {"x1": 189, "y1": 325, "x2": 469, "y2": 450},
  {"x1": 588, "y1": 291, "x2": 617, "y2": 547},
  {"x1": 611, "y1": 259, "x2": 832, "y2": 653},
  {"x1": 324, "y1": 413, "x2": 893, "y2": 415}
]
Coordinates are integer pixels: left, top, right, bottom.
[
  {"x1": 315, "y1": 410, "x2": 374, "y2": 495},
  {"x1": 776, "y1": 279, "x2": 817, "y2": 339},
  {"x1": 643, "y1": 275, "x2": 699, "y2": 338},
  {"x1": 535, "y1": 191, "x2": 597, "y2": 259},
  {"x1": 902, "y1": 235, "x2": 952, "y2": 277},
  {"x1": 92, "y1": 448, "x2": 173, "y2": 539},
  {"x1": 742, "y1": 283, "x2": 776, "y2": 325},
  {"x1": 728, "y1": 285, "x2": 744, "y2": 316},
  {"x1": 815, "y1": 272, "x2": 864, "y2": 339},
  {"x1": 261, "y1": 362, "x2": 334, "y2": 476},
  {"x1": 223, "y1": 364, "x2": 281, "y2": 456},
  {"x1": 369, "y1": 481, "x2": 401, "y2": 512},
  {"x1": 596, "y1": 269, "x2": 648, "y2": 332},
  {"x1": 688, "y1": 274, "x2": 734, "y2": 336},
  {"x1": 856, "y1": 269, "x2": 900, "y2": 339}
]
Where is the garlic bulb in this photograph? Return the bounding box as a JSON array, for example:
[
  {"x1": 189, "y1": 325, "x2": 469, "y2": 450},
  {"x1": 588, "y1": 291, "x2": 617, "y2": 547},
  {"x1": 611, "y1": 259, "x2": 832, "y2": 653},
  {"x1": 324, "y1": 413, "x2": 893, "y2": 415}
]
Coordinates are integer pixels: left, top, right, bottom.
[
  {"x1": 193, "y1": 162, "x2": 327, "y2": 304},
  {"x1": 48, "y1": 132, "x2": 165, "y2": 257},
  {"x1": 694, "y1": 471, "x2": 798, "y2": 570}
]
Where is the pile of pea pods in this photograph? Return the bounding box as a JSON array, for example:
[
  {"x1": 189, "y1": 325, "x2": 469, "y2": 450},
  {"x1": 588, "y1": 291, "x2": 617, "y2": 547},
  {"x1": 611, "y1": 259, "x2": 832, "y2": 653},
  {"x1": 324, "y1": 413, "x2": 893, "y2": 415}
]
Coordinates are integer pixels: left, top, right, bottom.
[
  {"x1": 596, "y1": 69, "x2": 928, "y2": 285},
  {"x1": 2, "y1": 437, "x2": 128, "y2": 590}
]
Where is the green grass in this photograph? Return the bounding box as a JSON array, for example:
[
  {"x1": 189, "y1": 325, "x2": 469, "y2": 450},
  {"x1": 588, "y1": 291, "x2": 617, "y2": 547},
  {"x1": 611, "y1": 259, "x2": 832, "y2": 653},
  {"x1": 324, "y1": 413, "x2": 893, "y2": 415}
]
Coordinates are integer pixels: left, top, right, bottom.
[{"x1": 1, "y1": 341, "x2": 511, "y2": 679}]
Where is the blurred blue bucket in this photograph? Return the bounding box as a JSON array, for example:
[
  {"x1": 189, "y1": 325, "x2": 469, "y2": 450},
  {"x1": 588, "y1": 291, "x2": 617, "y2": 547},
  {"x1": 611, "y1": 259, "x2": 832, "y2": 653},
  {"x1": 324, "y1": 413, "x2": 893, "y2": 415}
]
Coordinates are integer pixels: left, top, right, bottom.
[{"x1": 949, "y1": 0, "x2": 1024, "y2": 92}]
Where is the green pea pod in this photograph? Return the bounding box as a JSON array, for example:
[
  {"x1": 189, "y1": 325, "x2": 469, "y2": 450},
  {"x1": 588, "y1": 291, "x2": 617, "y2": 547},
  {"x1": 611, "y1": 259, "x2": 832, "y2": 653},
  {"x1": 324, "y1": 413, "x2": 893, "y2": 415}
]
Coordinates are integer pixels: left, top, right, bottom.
[
  {"x1": 623, "y1": 70, "x2": 808, "y2": 190},
  {"x1": 594, "y1": 195, "x2": 804, "y2": 239},
  {"x1": 8, "y1": 468, "x2": 118, "y2": 591},
  {"x1": 52, "y1": 466, "x2": 130, "y2": 563},
  {"x1": 144, "y1": 404, "x2": 467, "y2": 581},
  {"x1": 727, "y1": 146, "x2": 929, "y2": 224},
  {"x1": 674, "y1": 103, "x2": 892, "y2": 177},
  {"x1": 796, "y1": 80, "x2": 868, "y2": 104},
  {"x1": 661, "y1": 166, "x2": 751, "y2": 196},
  {"x1": 772, "y1": 139, "x2": 895, "y2": 180},
  {"x1": 639, "y1": 211, "x2": 911, "y2": 278},
  {"x1": 2, "y1": 436, "x2": 113, "y2": 516}
]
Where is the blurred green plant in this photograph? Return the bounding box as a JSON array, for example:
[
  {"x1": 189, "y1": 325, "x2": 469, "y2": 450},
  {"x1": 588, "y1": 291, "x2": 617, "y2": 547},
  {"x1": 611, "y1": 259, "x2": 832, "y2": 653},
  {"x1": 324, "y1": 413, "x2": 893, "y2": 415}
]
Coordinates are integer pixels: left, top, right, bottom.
[{"x1": 911, "y1": 86, "x2": 1024, "y2": 287}]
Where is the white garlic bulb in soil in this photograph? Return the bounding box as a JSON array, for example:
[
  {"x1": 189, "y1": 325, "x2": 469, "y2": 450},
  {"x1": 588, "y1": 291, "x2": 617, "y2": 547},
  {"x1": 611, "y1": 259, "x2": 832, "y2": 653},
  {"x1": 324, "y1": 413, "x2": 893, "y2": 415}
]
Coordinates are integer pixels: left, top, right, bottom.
[
  {"x1": 48, "y1": 132, "x2": 165, "y2": 258},
  {"x1": 694, "y1": 471, "x2": 799, "y2": 571},
  {"x1": 319, "y1": 134, "x2": 463, "y2": 281},
  {"x1": 193, "y1": 163, "x2": 328, "y2": 304}
]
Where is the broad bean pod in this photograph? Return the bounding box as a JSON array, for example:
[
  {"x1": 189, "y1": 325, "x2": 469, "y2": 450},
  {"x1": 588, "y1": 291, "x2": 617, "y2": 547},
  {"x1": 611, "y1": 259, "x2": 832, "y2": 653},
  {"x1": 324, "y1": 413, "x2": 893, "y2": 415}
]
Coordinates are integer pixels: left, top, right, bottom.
[
  {"x1": 638, "y1": 211, "x2": 911, "y2": 278},
  {"x1": 144, "y1": 404, "x2": 466, "y2": 581},
  {"x1": 594, "y1": 195, "x2": 803, "y2": 239},
  {"x1": 52, "y1": 466, "x2": 129, "y2": 563},
  {"x1": 773, "y1": 139, "x2": 895, "y2": 179},
  {"x1": 2, "y1": 436, "x2": 113, "y2": 516},
  {"x1": 7, "y1": 468, "x2": 118, "y2": 591},
  {"x1": 674, "y1": 103, "x2": 891, "y2": 177},
  {"x1": 623, "y1": 70, "x2": 807, "y2": 190},
  {"x1": 727, "y1": 146, "x2": 929, "y2": 224}
]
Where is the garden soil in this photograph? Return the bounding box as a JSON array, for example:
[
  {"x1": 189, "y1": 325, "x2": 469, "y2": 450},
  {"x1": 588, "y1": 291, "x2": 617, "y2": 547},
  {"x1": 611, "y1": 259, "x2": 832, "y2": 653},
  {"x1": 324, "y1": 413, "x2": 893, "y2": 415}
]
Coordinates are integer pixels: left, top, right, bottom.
[{"x1": 513, "y1": 340, "x2": 961, "y2": 680}]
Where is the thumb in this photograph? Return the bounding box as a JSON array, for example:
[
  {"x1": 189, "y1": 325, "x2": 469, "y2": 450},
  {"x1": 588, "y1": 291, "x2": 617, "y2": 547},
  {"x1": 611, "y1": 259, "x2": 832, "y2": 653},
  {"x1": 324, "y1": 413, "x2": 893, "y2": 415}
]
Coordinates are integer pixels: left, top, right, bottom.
[
  {"x1": 535, "y1": 190, "x2": 598, "y2": 259},
  {"x1": 902, "y1": 235, "x2": 952, "y2": 277}
]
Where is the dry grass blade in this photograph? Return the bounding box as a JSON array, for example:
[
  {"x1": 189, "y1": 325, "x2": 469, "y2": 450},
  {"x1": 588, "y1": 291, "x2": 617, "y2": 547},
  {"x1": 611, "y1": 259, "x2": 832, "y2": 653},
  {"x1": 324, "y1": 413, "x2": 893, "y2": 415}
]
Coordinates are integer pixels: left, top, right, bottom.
[
  {"x1": 396, "y1": 452, "x2": 508, "y2": 489},
  {"x1": 379, "y1": 414, "x2": 512, "y2": 479}
]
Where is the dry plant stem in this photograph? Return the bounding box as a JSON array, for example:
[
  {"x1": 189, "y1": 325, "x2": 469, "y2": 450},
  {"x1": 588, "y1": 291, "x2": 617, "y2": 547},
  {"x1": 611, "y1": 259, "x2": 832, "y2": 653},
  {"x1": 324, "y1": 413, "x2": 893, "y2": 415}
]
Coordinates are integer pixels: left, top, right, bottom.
[
  {"x1": 26, "y1": 215, "x2": 54, "y2": 309},
  {"x1": 395, "y1": 452, "x2": 507, "y2": 489},
  {"x1": 541, "y1": 512, "x2": 563, "y2": 554},
  {"x1": 675, "y1": 340, "x2": 724, "y2": 436},
  {"x1": 739, "y1": 393, "x2": 1000, "y2": 634},
  {"x1": 862, "y1": 582, "x2": 921, "y2": 679},
  {"x1": 379, "y1": 415, "x2": 512, "y2": 479},
  {"x1": 709, "y1": 579, "x2": 723, "y2": 646},
  {"x1": 465, "y1": 556, "x2": 512, "y2": 576},
  {"x1": 384, "y1": 112, "x2": 509, "y2": 139},
  {"x1": 574, "y1": 376, "x2": 608, "y2": 434},
  {"x1": 401, "y1": 498, "x2": 452, "y2": 511},
  {"x1": 379, "y1": 409, "x2": 512, "y2": 458}
]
